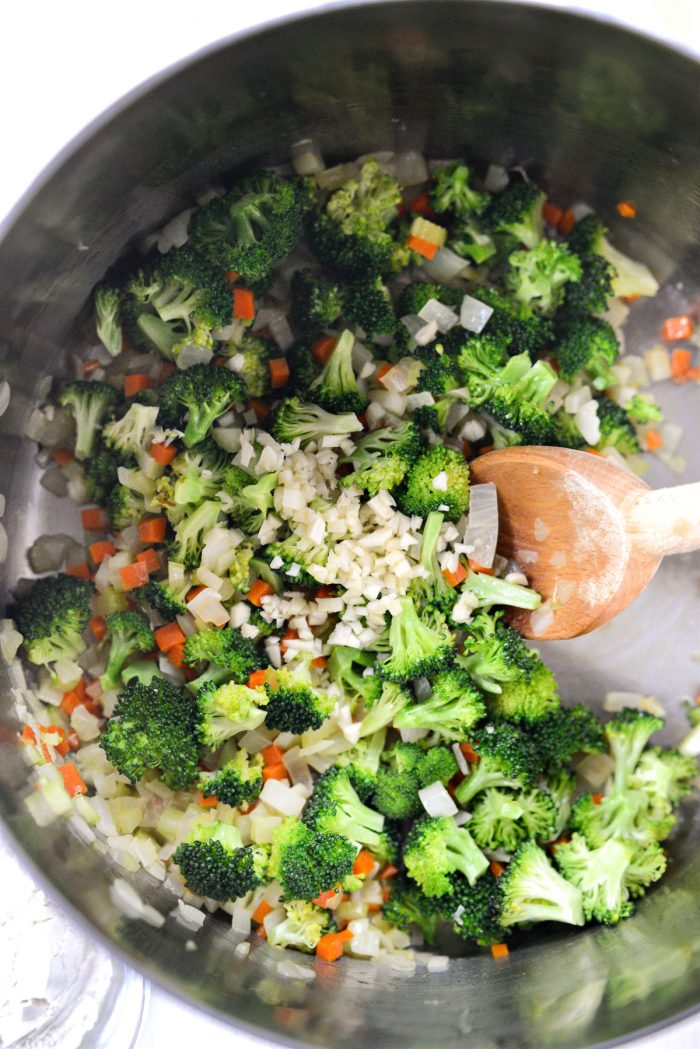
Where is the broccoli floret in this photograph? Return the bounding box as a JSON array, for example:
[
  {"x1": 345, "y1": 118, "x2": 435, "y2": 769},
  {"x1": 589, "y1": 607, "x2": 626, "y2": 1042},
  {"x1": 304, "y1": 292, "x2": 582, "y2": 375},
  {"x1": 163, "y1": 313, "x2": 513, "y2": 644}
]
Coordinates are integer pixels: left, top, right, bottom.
[
  {"x1": 551, "y1": 408, "x2": 587, "y2": 450},
  {"x1": 473, "y1": 286, "x2": 556, "y2": 357},
  {"x1": 448, "y1": 222, "x2": 498, "y2": 265},
  {"x1": 199, "y1": 747, "x2": 263, "y2": 808},
  {"x1": 271, "y1": 396, "x2": 363, "y2": 447},
  {"x1": 357, "y1": 681, "x2": 412, "y2": 738},
  {"x1": 407, "y1": 511, "x2": 455, "y2": 613},
  {"x1": 456, "y1": 332, "x2": 510, "y2": 404},
  {"x1": 554, "y1": 316, "x2": 620, "y2": 390},
  {"x1": 103, "y1": 402, "x2": 160, "y2": 465},
  {"x1": 495, "y1": 841, "x2": 585, "y2": 928},
  {"x1": 626, "y1": 393, "x2": 662, "y2": 426},
  {"x1": 249, "y1": 556, "x2": 283, "y2": 595},
  {"x1": 120, "y1": 660, "x2": 160, "y2": 687},
  {"x1": 547, "y1": 769, "x2": 577, "y2": 838},
  {"x1": 173, "y1": 820, "x2": 267, "y2": 901},
  {"x1": 553, "y1": 834, "x2": 635, "y2": 925},
  {"x1": 100, "y1": 677, "x2": 199, "y2": 789},
  {"x1": 506, "y1": 240, "x2": 581, "y2": 317},
  {"x1": 221, "y1": 468, "x2": 277, "y2": 534},
  {"x1": 470, "y1": 788, "x2": 557, "y2": 853},
  {"x1": 262, "y1": 532, "x2": 328, "y2": 589},
  {"x1": 247, "y1": 607, "x2": 278, "y2": 639},
  {"x1": 383, "y1": 875, "x2": 445, "y2": 945},
  {"x1": 59, "y1": 381, "x2": 119, "y2": 461},
  {"x1": 268, "y1": 818, "x2": 357, "y2": 902},
  {"x1": 326, "y1": 646, "x2": 383, "y2": 708},
  {"x1": 566, "y1": 215, "x2": 659, "y2": 299},
  {"x1": 99, "y1": 611, "x2": 154, "y2": 692},
  {"x1": 167, "y1": 499, "x2": 222, "y2": 569},
  {"x1": 373, "y1": 742, "x2": 457, "y2": 819},
  {"x1": 184, "y1": 626, "x2": 264, "y2": 689},
  {"x1": 303, "y1": 766, "x2": 386, "y2": 851},
  {"x1": 170, "y1": 442, "x2": 227, "y2": 508},
  {"x1": 397, "y1": 445, "x2": 470, "y2": 522},
  {"x1": 454, "y1": 721, "x2": 539, "y2": 807},
  {"x1": 290, "y1": 270, "x2": 345, "y2": 338},
  {"x1": 228, "y1": 335, "x2": 272, "y2": 398},
  {"x1": 308, "y1": 159, "x2": 402, "y2": 277},
  {"x1": 561, "y1": 252, "x2": 615, "y2": 316},
  {"x1": 159, "y1": 364, "x2": 246, "y2": 447},
  {"x1": 394, "y1": 668, "x2": 486, "y2": 741},
  {"x1": 528, "y1": 706, "x2": 606, "y2": 772},
  {"x1": 483, "y1": 354, "x2": 558, "y2": 444},
  {"x1": 267, "y1": 900, "x2": 335, "y2": 952},
  {"x1": 107, "y1": 485, "x2": 145, "y2": 531},
  {"x1": 397, "y1": 282, "x2": 463, "y2": 318},
  {"x1": 570, "y1": 790, "x2": 674, "y2": 849},
  {"x1": 344, "y1": 277, "x2": 397, "y2": 337},
  {"x1": 284, "y1": 341, "x2": 322, "y2": 394},
  {"x1": 624, "y1": 839, "x2": 668, "y2": 898},
  {"x1": 16, "y1": 573, "x2": 95, "y2": 669},
  {"x1": 629, "y1": 746, "x2": 697, "y2": 810},
  {"x1": 340, "y1": 420, "x2": 422, "y2": 496},
  {"x1": 487, "y1": 660, "x2": 560, "y2": 723},
  {"x1": 94, "y1": 285, "x2": 123, "y2": 357},
  {"x1": 462, "y1": 569, "x2": 542, "y2": 613},
  {"x1": 595, "y1": 395, "x2": 640, "y2": 455},
  {"x1": 335, "y1": 730, "x2": 386, "y2": 800},
  {"x1": 264, "y1": 656, "x2": 334, "y2": 733},
  {"x1": 124, "y1": 247, "x2": 231, "y2": 357},
  {"x1": 445, "y1": 870, "x2": 504, "y2": 945},
  {"x1": 378, "y1": 596, "x2": 454, "y2": 684},
  {"x1": 136, "y1": 577, "x2": 189, "y2": 619},
  {"x1": 607, "y1": 708, "x2": 665, "y2": 793},
  {"x1": 430, "y1": 162, "x2": 490, "y2": 218},
  {"x1": 190, "y1": 171, "x2": 304, "y2": 282},
  {"x1": 196, "y1": 680, "x2": 269, "y2": 749},
  {"x1": 458, "y1": 610, "x2": 541, "y2": 693},
  {"x1": 414, "y1": 341, "x2": 459, "y2": 397},
  {"x1": 481, "y1": 180, "x2": 546, "y2": 249},
  {"x1": 308, "y1": 329, "x2": 367, "y2": 414},
  {"x1": 404, "y1": 815, "x2": 489, "y2": 898},
  {"x1": 84, "y1": 444, "x2": 122, "y2": 505}
]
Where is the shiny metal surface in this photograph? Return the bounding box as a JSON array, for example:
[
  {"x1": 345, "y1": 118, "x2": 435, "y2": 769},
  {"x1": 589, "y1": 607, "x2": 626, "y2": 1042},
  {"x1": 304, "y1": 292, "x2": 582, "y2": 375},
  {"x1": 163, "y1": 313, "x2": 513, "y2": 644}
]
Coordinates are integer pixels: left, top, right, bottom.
[{"x1": 1, "y1": 3, "x2": 700, "y2": 1047}]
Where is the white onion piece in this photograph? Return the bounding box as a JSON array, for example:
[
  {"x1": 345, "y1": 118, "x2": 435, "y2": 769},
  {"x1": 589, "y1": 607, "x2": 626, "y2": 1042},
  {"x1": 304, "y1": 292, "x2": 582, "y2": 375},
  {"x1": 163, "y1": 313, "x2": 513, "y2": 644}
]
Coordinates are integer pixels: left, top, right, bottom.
[
  {"x1": 316, "y1": 162, "x2": 359, "y2": 191},
  {"x1": 380, "y1": 356, "x2": 421, "y2": 393},
  {"x1": 282, "y1": 746, "x2": 314, "y2": 792},
  {"x1": 529, "y1": 602, "x2": 554, "y2": 637},
  {"x1": 414, "y1": 320, "x2": 439, "y2": 346},
  {"x1": 644, "y1": 345, "x2": 672, "y2": 382},
  {"x1": 563, "y1": 386, "x2": 592, "y2": 414},
  {"x1": 460, "y1": 295, "x2": 493, "y2": 334},
  {"x1": 290, "y1": 138, "x2": 325, "y2": 176},
  {"x1": 464, "y1": 483, "x2": 498, "y2": 569},
  {"x1": 452, "y1": 743, "x2": 469, "y2": 776},
  {"x1": 238, "y1": 728, "x2": 273, "y2": 753},
  {"x1": 0, "y1": 380, "x2": 10, "y2": 418},
  {"x1": 419, "y1": 781, "x2": 457, "y2": 817},
  {"x1": 155, "y1": 209, "x2": 193, "y2": 254},
  {"x1": 186, "y1": 587, "x2": 229, "y2": 627},
  {"x1": 28, "y1": 533, "x2": 83, "y2": 574},
  {"x1": 176, "y1": 341, "x2": 214, "y2": 369},
  {"x1": 423, "y1": 246, "x2": 470, "y2": 283},
  {"x1": 576, "y1": 400, "x2": 600, "y2": 446},
  {"x1": 0, "y1": 620, "x2": 23, "y2": 664},
  {"x1": 573, "y1": 752, "x2": 614, "y2": 788},
  {"x1": 418, "y1": 299, "x2": 459, "y2": 333},
  {"x1": 399, "y1": 727, "x2": 429, "y2": 743},
  {"x1": 484, "y1": 164, "x2": 509, "y2": 192},
  {"x1": 231, "y1": 905, "x2": 252, "y2": 936},
  {"x1": 394, "y1": 150, "x2": 429, "y2": 186}
]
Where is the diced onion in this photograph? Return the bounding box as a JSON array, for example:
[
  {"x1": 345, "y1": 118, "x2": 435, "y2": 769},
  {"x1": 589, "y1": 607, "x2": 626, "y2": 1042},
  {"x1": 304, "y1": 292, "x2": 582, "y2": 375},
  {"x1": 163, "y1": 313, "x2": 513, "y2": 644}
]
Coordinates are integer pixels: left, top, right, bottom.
[
  {"x1": 529, "y1": 602, "x2": 554, "y2": 637},
  {"x1": 460, "y1": 295, "x2": 493, "y2": 334},
  {"x1": 40, "y1": 464, "x2": 69, "y2": 497},
  {"x1": 417, "y1": 299, "x2": 460, "y2": 333},
  {"x1": 452, "y1": 743, "x2": 469, "y2": 776},
  {"x1": 464, "y1": 483, "x2": 498, "y2": 569},
  {"x1": 414, "y1": 320, "x2": 439, "y2": 346},
  {"x1": 484, "y1": 164, "x2": 509, "y2": 192},
  {"x1": 393, "y1": 150, "x2": 429, "y2": 186},
  {"x1": 644, "y1": 345, "x2": 672, "y2": 382},
  {"x1": 418, "y1": 781, "x2": 458, "y2": 817},
  {"x1": 573, "y1": 753, "x2": 614, "y2": 788},
  {"x1": 290, "y1": 138, "x2": 324, "y2": 176},
  {"x1": 423, "y1": 246, "x2": 470, "y2": 283},
  {"x1": 231, "y1": 905, "x2": 252, "y2": 936},
  {"x1": 575, "y1": 400, "x2": 600, "y2": 446},
  {"x1": 603, "y1": 691, "x2": 666, "y2": 717}
]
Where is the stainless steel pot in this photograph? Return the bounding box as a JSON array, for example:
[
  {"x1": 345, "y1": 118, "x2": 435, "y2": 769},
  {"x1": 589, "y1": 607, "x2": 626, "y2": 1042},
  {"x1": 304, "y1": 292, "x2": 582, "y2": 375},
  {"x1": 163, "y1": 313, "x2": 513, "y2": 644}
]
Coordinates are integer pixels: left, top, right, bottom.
[{"x1": 1, "y1": 3, "x2": 700, "y2": 1046}]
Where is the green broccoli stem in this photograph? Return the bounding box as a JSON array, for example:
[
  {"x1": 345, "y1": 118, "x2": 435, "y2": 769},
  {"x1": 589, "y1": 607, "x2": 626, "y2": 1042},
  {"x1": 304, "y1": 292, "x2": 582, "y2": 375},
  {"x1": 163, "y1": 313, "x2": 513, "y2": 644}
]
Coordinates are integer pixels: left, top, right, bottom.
[
  {"x1": 443, "y1": 823, "x2": 490, "y2": 886},
  {"x1": 184, "y1": 402, "x2": 227, "y2": 447},
  {"x1": 100, "y1": 637, "x2": 135, "y2": 692},
  {"x1": 455, "y1": 761, "x2": 523, "y2": 808},
  {"x1": 464, "y1": 571, "x2": 542, "y2": 611}
]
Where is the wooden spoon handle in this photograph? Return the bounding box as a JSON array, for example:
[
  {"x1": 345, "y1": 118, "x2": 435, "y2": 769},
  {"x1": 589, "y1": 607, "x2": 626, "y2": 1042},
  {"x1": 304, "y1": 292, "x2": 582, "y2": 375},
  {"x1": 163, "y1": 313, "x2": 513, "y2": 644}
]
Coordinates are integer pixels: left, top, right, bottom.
[{"x1": 625, "y1": 482, "x2": 700, "y2": 557}]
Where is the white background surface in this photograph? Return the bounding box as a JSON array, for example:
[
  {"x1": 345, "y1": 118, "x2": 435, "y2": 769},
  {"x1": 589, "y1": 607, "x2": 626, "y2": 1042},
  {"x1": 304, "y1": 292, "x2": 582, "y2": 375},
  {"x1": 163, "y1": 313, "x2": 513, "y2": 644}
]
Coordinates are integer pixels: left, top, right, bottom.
[{"x1": 2, "y1": 2, "x2": 700, "y2": 1047}]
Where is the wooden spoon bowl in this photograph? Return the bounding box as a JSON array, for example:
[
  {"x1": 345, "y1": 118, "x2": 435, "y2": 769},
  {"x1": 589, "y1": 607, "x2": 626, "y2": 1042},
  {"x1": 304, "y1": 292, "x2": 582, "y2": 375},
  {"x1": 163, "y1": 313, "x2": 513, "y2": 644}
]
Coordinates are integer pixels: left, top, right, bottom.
[{"x1": 469, "y1": 446, "x2": 700, "y2": 640}]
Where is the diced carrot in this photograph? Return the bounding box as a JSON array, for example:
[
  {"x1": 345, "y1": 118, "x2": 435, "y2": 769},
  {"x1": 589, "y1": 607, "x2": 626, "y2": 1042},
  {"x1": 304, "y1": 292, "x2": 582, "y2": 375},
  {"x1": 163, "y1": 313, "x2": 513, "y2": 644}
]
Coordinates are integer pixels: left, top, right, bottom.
[
  {"x1": 138, "y1": 517, "x2": 167, "y2": 543},
  {"x1": 335, "y1": 928, "x2": 353, "y2": 944},
  {"x1": 74, "y1": 678, "x2": 87, "y2": 701},
  {"x1": 261, "y1": 744, "x2": 285, "y2": 767},
  {"x1": 252, "y1": 900, "x2": 273, "y2": 924},
  {"x1": 269, "y1": 358, "x2": 290, "y2": 389},
  {"x1": 313, "y1": 886, "x2": 342, "y2": 907},
  {"x1": 376, "y1": 362, "x2": 393, "y2": 385},
  {"x1": 186, "y1": 585, "x2": 206, "y2": 602},
  {"x1": 136, "y1": 548, "x2": 161, "y2": 575},
  {"x1": 476, "y1": 444, "x2": 494, "y2": 456},
  {"x1": 314, "y1": 586, "x2": 335, "y2": 600},
  {"x1": 246, "y1": 579, "x2": 274, "y2": 607},
  {"x1": 462, "y1": 440, "x2": 472, "y2": 459},
  {"x1": 249, "y1": 398, "x2": 270, "y2": 421},
  {"x1": 491, "y1": 943, "x2": 510, "y2": 959},
  {"x1": 59, "y1": 762, "x2": 87, "y2": 797},
  {"x1": 82, "y1": 358, "x2": 101, "y2": 374},
  {"x1": 406, "y1": 234, "x2": 438, "y2": 260},
  {"x1": 226, "y1": 270, "x2": 239, "y2": 282},
  {"x1": 408, "y1": 192, "x2": 435, "y2": 217},
  {"x1": 468, "y1": 560, "x2": 493, "y2": 575},
  {"x1": 542, "y1": 202, "x2": 564, "y2": 227},
  {"x1": 89, "y1": 615, "x2": 107, "y2": 642},
  {"x1": 585, "y1": 447, "x2": 605, "y2": 456},
  {"x1": 81, "y1": 506, "x2": 110, "y2": 532},
  {"x1": 592, "y1": 792, "x2": 603, "y2": 805},
  {"x1": 671, "y1": 347, "x2": 693, "y2": 382},
  {"x1": 688, "y1": 367, "x2": 700, "y2": 381},
  {"x1": 119, "y1": 561, "x2": 150, "y2": 591},
  {"x1": 623, "y1": 294, "x2": 641, "y2": 304},
  {"x1": 311, "y1": 656, "x2": 327, "y2": 669},
  {"x1": 379, "y1": 865, "x2": 399, "y2": 882},
  {"x1": 443, "y1": 563, "x2": 468, "y2": 587},
  {"x1": 233, "y1": 287, "x2": 255, "y2": 320},
  {"x1": 316, "y1": 932, "x2": 346, "y2": 962},
  {"x1": 460, "y1": 742, "x2": 479, "y2": 763},
  {"x1": 353, "y1": 850, "x2": 376, "y2": 878},
  {"x1": 357, "y1": 412, "x2": 368, "y2": 429},
  {"x1": 644, "y1": 429, "x2": 664, "y2": 452},
  {"x1": 280, "y1": 628, "x2": 298, "y2": 654},
  {"x1": 199, "y1": 791, "x2": 218, "y2": 808},
  {"x1": 51, "y1": 448, "x2": 73, "y2": 467},
  {"x1": 247, "y1": 669, "x2": 268, "y2": 688},
  {"x1": 89, "y1": 540, "x2": 116, "y2": 565},
  {"x1": 616, "y1": 200, "x2": 637, "y2": 218},
  {"x1": 20, "y1": 725, "x2": 37, "y2": 744},
  {"x1": 257, "y1": 926, "x2": 268, "y2": 940},
  {"x1": 149, "y1": 441, "x2": 177, "y2": 465},
  {"x1": 124, "y1": 374, "x2": 152, "y2": 397},
  {"x1": 66, "y1": 562, "x2": 92, "y2": 580},
  {"x1": 262, "y1": 762, "x2": 288, "y2": 781},
  {"x1": 490, "y1": 860, "x2": 505, "y2": 878},
  {"x1": 166, "y1": 643, "x2": 187, "y2": 670},
  {"x1": 154, "y1": 621, "x2": 186, "y2": 653},
  {"x1": 311, "y1": 335, "x2": 337, "y2": 364},
  {"x1": 557, "y1": 208, "x2": 576, "y2": 235},
  {"x1": 661, "y1": 315, "x2": 694, "y2": 343}
]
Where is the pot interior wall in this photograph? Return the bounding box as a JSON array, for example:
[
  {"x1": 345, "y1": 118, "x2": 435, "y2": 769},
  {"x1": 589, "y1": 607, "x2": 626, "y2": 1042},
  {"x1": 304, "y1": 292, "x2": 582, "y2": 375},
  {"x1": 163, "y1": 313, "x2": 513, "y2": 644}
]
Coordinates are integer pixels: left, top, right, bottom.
[{"x1": 1, "y1": 4, "x2": 700, "y2": 1047}]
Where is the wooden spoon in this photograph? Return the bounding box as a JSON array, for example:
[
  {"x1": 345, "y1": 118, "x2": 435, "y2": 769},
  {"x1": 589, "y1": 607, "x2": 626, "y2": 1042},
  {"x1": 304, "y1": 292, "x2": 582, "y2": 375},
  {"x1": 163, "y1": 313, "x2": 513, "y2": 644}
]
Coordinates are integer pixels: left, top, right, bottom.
[{"x1": 469, "y1": 446, "x2": 700, "y2": 640}]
